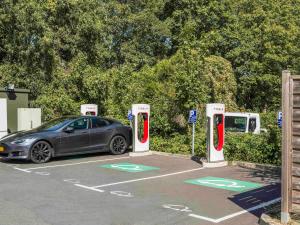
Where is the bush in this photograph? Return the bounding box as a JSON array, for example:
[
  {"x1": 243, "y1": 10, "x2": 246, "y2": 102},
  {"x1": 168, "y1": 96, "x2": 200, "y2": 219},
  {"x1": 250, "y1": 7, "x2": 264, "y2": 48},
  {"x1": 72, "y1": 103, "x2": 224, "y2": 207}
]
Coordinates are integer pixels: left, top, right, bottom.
[
  {"x1": 151, "y1": 129, "x2": 207, "y2": 157},
  {"x1": 151, "y1": 113, "x2": 282, "y2": 166},
  {"x1": 224, "y1": 127, "x2": 281, "y2": 165}
]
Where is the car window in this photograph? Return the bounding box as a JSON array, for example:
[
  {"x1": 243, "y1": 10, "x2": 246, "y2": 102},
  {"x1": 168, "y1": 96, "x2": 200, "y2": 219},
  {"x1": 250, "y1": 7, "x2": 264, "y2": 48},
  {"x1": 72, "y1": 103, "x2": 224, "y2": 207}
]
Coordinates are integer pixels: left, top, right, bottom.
[
  {"x1": 91, "y1": 118, "x2": 109, "y2": 128},
  {"x1": 68, "y1": 118, "x2": 89, "y2": 130},
  {"x1": 225, "y1": 116, "x2": 247, "y2": 132},
  {"x1": 37, "y1": 117, "x2": 77, "y2": 131}
]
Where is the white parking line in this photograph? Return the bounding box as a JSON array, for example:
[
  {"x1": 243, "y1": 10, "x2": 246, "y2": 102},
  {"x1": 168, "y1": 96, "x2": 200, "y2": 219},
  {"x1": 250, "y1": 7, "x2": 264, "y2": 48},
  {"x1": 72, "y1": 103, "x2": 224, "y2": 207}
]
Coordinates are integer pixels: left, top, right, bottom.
[
  {"x1": 188, "y1": 214, "x2": 217, "y2": 223},
  {"x1": 188, "y1": 197, "x2": 281, "y2": 223},
  {"x1": 14, "y1": 156, "x2": 130, "y2": 172},
  {"x1": 13, "y1": 167, "x2": 31, "y2": 173},
  {"x1": 91, "y1": 167, "x2": 204, "y2": 188},
  {"x1": 64, "y1": 179, "x2": 80, "y2": 184},
  {"x1": 75, "y1": 184, "x2": 105, "y2": 193}
]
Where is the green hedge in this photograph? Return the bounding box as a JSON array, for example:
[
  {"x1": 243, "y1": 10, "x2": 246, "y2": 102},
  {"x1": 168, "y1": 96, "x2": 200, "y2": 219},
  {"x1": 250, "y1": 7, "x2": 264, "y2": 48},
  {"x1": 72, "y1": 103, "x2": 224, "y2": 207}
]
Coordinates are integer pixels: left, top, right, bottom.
[
  {"x1": 224, "y1": 128, "x2": 281, "y2": 165},
  {"x1": 151, "y1": 131, "x2": 207, "y2": 157},
  {"x1": 224, "y1": 113, "x2": 281, "y2": 165}
]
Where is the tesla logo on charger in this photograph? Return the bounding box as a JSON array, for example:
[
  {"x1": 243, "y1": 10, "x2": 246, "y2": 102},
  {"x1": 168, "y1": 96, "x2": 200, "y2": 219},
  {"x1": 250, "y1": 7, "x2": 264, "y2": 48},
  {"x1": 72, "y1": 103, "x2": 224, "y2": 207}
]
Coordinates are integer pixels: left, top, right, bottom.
[
  {"x1": 213, "y1": 107, "x2": 224, "y2": 111},
  {"x1": 137, "y1": 106, "x2": 150, "y2": 111}
]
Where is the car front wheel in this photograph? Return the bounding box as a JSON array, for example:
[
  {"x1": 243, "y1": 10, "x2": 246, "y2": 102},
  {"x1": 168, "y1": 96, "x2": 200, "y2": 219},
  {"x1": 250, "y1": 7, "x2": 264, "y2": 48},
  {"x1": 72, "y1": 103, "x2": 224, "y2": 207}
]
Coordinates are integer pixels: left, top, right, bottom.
[
  {"x1": 30, "y1": 141, "x2": 52, "y2": 164},
  {"x1": 110, "y1": 136, "x2": 127, "y2": 155}
]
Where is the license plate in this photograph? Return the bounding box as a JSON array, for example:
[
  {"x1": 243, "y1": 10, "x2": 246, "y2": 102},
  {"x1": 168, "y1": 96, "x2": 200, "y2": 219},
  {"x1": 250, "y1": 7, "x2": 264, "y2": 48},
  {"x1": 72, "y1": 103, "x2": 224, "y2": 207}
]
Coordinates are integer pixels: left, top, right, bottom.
[{"x1": 0, "y1": 146, "x2": 4, "y2": 152}]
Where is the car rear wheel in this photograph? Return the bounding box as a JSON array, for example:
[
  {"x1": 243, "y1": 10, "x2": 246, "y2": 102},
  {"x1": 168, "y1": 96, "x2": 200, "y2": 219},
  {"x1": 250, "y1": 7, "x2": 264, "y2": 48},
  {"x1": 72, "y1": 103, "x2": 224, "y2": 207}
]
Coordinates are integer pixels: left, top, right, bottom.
[
  {"x1": 110, "y1": 136, "x2": 127, "y2": 155},
  {"x1": 30, "y1": 141, "x2": 52, "y2": 164}
]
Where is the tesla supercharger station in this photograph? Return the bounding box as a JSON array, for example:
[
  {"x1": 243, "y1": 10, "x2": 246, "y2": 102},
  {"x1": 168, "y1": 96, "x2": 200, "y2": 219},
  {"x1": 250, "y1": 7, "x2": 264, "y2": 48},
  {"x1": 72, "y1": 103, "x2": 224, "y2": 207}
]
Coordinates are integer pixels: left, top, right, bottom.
[
  {"x1": 205, "y1": 103, "x2": 227, "y2": 167},
  {"x1": 130, "y1": 104, "x2": 151, "y2": 156},
  {"x1": 0, "y1": 98, "x2": 8, "y2": 139},
  {"x1": 81, "y1": 104, "x2": 98, "y2": 116}
]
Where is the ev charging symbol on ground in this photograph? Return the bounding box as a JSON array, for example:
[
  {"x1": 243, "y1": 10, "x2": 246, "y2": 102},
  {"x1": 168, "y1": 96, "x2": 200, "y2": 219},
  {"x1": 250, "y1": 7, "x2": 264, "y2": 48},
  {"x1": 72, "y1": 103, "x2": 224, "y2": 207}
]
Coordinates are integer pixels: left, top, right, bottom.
[
  {"x1": 100, "y1": 163, "x2": 160, "y2": 173},
  {"x1": 185, "y1": 177, "x2": 262, "y2": 192},
  {"x1": 196, "y1": 180, "x2": 245, "y2": 188},
  {"x1": 111, "y1": 164, "x2": 143, "y2": 172}
]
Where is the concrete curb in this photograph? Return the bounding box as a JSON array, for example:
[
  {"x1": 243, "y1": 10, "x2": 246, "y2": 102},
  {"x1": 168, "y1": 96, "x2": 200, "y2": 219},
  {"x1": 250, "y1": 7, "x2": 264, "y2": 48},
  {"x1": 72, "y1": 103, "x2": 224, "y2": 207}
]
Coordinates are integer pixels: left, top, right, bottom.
[
  {"x1": 129, "y1": 151, "x2": 153, "y2": 157},
  {"x1": 202, "y1": 161, "x2": 228, "y2": 168},
  {"x1": 259, "y1": 213, "x2": 282, "y2": 225},
  {"x1": 151, "y1": 151, "x2": 192, "y2": 159}
]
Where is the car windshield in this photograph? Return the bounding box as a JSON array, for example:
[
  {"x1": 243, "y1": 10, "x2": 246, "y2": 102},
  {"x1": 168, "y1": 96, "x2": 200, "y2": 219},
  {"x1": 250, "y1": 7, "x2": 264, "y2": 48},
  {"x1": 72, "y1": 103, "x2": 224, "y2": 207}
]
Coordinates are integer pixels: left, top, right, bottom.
[
  {"x1": 225, "y1": 116, "x2": 247, "y2": 132},
  {"x1": 36, "y1": 117, "x2": 76, "y2": 131}
]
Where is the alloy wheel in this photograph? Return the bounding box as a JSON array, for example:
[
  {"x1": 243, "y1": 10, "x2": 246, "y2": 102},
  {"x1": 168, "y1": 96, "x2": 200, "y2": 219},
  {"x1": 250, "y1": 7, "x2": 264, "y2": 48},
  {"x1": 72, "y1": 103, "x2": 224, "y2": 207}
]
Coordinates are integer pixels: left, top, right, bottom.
[
  {"x1": 112, "y1": 136, "x2": 126, "y2": 154},
  {"x1": 30, "y1": 141, "x2": 52, "y2": 163}
]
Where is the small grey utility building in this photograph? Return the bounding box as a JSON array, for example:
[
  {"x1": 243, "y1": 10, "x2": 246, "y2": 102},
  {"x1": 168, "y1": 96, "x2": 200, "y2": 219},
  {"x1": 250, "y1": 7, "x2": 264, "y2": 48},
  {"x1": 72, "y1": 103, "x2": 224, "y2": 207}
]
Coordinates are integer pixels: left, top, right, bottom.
[{"x1": 0, "y1": 86, "x2": 41, "y2": 139}]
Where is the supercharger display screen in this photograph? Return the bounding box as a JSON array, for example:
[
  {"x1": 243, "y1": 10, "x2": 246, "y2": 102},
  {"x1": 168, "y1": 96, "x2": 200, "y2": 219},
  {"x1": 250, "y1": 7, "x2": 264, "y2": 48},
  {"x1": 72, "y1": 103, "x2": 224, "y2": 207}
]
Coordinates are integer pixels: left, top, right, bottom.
[
  {"x1": 137, "y1": 112, "x2": 149, "y2": 143},
  {"x1": 213, "y1": 114, "x2": 224, "y2": 151}
]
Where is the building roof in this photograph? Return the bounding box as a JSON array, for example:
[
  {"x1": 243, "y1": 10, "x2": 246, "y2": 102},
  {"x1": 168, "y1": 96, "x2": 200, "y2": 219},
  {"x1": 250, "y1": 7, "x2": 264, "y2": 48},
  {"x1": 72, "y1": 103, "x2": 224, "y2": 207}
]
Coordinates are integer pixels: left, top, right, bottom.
[{"x1": 0, "y1": 88, "x2": 30, "y2": 93}]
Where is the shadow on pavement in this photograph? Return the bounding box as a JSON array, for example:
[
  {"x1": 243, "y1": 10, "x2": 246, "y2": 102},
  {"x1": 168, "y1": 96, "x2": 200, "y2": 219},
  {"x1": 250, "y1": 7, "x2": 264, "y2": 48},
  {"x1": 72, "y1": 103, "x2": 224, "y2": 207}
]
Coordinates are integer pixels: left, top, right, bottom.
[
  {"x1": 0, "y1": 151, "x2": 126, "y2": 165},
  {"x1": 228, "y1": 166, "x2": 281, "y2": 219}
]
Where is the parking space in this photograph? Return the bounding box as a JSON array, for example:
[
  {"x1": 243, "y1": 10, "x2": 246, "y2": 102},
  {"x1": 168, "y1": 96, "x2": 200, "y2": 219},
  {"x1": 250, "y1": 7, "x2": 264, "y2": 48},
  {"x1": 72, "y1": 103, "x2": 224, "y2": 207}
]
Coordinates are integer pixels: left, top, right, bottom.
[{"x1": 0, "y1": 153, "x2": 280, "y2": 225}]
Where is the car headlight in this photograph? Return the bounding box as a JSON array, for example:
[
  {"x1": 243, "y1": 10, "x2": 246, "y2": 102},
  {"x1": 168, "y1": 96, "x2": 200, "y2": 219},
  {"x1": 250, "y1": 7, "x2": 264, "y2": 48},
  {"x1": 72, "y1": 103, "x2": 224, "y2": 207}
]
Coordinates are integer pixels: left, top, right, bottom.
[{"x1": 11, "y1": 138, "x2": 34, "y2": 145}]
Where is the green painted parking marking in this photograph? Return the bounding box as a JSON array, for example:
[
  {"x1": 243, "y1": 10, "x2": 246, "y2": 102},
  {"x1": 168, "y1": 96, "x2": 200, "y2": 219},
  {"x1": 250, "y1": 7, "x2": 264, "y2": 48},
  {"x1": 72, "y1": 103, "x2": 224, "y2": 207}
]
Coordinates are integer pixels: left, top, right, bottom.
[
  {"x1": 100, "y1": 162, "x2": 160, "y2": 173},
  {"x1": 185, "y1": 176, "x2": 262, "y2": 192}
]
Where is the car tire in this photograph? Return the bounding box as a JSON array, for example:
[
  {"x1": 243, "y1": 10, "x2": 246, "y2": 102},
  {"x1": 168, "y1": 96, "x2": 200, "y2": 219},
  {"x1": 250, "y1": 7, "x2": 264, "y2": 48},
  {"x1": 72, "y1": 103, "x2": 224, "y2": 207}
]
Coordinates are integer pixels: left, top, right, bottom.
[
  {"x1": 30, "y1": 141, "x2": 52, "y2": 164},
  {"x1": 109, "y1": 135, "x2": 128, "y2": 155}
]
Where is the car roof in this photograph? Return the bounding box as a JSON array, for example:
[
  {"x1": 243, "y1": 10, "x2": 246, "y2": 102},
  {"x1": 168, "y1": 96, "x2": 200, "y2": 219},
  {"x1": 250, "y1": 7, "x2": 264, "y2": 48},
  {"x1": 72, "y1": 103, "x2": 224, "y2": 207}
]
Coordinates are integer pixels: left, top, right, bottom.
[{"x1": 64, "y1": 115, "x2": 121, "y2": 124}]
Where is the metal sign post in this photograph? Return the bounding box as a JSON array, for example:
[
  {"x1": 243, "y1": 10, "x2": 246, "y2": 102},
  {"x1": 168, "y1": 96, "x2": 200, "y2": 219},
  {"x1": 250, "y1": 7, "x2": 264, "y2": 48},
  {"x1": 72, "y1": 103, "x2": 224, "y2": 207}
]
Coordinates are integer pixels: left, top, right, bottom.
[{"x1": 188, "y1": 109, "x2": 197, "y2": 156}]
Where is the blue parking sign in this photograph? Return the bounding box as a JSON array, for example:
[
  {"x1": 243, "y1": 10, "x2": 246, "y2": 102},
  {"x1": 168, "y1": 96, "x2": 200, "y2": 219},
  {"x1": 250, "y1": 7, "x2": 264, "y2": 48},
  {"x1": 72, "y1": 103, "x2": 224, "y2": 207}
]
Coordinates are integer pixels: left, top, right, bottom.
[
  {"x1": 188, "y1": 109, "x2": 197, "y2": 124},
  {"x1": 128, "y1": 110, "x2": 133, "y2": 121},
  {"x1": 278, "y1": 111, "x2": 282, "y2": 128}
]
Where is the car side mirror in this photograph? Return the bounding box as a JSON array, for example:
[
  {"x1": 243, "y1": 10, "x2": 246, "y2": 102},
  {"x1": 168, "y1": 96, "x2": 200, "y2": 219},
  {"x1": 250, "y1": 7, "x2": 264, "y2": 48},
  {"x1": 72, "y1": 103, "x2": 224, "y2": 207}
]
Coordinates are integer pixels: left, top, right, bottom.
[{"x1": 64, "y1": 126, "x2": 75, "y2": 133}]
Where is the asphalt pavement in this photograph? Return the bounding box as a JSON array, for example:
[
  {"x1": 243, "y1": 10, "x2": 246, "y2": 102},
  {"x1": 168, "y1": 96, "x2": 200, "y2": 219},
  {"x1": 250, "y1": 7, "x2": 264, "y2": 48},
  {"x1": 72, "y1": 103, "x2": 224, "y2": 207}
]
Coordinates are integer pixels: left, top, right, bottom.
[{"x1": 0, "y1": 152, "x2": 280, "y2": 225}]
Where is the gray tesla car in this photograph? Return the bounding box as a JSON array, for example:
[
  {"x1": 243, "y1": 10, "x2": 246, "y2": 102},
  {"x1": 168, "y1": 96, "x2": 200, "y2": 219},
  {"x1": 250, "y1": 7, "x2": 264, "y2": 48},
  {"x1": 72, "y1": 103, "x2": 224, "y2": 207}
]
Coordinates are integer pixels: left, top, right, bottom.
[{"x1": 0, "y1": 116, "x2": 132, "y2": 163}]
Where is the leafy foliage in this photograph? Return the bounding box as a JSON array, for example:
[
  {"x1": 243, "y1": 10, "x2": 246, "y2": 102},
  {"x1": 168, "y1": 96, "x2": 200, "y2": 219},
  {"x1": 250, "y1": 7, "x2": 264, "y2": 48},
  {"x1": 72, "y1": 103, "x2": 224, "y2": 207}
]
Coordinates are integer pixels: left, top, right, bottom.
[
  {"x1": 224, "y1": 127, "x2": 281, "y2": 165},
  {"x1": 0, "y1": 0, "x2": 297, "y2": 164}
]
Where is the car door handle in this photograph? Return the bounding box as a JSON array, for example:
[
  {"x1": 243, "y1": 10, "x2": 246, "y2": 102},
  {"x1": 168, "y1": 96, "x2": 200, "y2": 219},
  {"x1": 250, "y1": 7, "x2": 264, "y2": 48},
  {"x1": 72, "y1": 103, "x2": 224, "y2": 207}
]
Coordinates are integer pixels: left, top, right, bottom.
[{"x1": 81, "y1": 131, "x2": 88, "y2": 134}]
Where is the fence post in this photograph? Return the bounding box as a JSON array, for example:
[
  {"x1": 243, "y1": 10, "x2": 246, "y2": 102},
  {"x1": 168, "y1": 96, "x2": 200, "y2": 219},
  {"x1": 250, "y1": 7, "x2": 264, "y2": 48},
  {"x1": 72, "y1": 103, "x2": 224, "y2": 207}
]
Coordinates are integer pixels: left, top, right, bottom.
[{"x1": 281, "y1": 70, "x2": 291, "y2": 224}]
